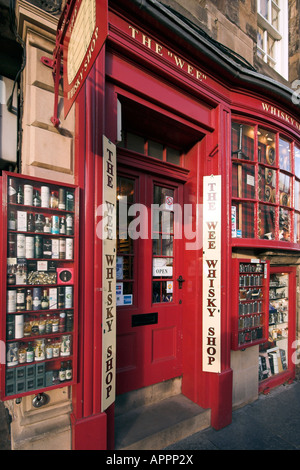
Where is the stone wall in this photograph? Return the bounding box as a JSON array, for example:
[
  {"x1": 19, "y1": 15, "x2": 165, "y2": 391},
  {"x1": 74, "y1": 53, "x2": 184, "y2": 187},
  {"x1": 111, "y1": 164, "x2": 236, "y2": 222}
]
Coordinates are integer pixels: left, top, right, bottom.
[{"x1": 159, "y1": 0, "x2": 299, "y2": 87}]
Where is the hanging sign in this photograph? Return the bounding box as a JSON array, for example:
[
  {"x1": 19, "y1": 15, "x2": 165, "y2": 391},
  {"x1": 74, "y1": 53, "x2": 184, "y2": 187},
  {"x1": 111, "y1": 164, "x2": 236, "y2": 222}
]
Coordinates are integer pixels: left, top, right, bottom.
[
  {"x1": 63, "y1": 0, "x2": 108, "y2": 118},
  {"x1": 102, "y1": 136, "x2": 116, "y2": 412},
  {"x1": 202, "y1": 175, "x2": 222, "y2": 373}
]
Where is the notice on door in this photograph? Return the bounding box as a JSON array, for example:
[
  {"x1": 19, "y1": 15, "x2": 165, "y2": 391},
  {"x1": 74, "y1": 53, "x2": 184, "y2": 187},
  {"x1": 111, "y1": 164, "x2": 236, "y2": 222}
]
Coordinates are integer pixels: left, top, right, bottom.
[
  {"x1": 202, "y1": 175, "x2": 221, "y2": 373},
  {"x1": 102, "y1": 136, "x2": 116, "y2": 412}
]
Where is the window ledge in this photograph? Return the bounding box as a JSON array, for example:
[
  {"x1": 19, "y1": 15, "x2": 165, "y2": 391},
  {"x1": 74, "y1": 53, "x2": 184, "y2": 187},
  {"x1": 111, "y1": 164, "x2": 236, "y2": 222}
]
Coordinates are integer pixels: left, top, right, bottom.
[{"x1": 257, "y1": 13, "x2": 282, "y2": 40}]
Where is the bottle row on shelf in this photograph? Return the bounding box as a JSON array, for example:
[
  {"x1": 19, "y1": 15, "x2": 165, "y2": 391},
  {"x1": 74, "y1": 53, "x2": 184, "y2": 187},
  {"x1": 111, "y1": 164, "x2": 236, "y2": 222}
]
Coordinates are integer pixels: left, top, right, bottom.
[
  {"x1": 6, "y1": 335, "x2": 72, "y2": 367},
  {"x1": 8, "y1": 233, "x2": 73, "y2": 260},
  {"x1": 9, "y1": 210, "x2": 73, "y2": 235},
  {"x1": 239, "y1": 300, "x2": 263, "y2": 315},
  {"x1": 7, "y1": 309, "x2": 74, "y2": 340},
  {"x1": 239, "y1": 274, "x2": 264, "y2": 287},
  {"x1": 7, "y1": 285, "x2": 73, "y2": 313},
  {"x1": 238, "y1": 313, "x2": 264, "y2": 330},
  {"x1": 8, "y1": 178, "x2": 75, "y2": 211}
]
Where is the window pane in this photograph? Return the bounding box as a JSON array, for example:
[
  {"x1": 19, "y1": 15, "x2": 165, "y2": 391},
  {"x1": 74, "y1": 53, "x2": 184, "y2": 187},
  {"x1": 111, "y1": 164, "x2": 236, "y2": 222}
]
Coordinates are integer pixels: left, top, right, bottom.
[
  {"x1": 232, "y1": 123, "x2": 255, "y2": 160},
  {"x1": 258, "y1": 166, "x2": 276, "y2": 203},
  {"x1": 232, "y1": 163, "x2": 255, "y2": 199},
  {"x1": 148, "y1": 140, "x2": 163, "y2": 160},
  {"x1": 258, "y1": 128, "x2": 276, "y2": 165},
  {"x1": 295, "y1": 180, "x2": 300, "y2": 211},
  {"x1": 167, "y1": 147, "x2": 181, "y2": 165},
  {"x1": 279, "y1": 208, "x2": 291, "y2": 241},
  {"x1": 232, "y1": 202, "x2": 255, "y2": 238},
  {"x1": 127, "y1": 132, "x2": 145, "y2": 154},
  {"x1": 257, "y1": 27, "x2": 264, "y2": 52},
  {"x1": 260, "y1": 0, "x2": 269, "y2": 19},
  {"x1": 259, "y1": 204, "x2": 275, "y2": 239},
  {"x1": 295, "y1": 146, "x2": 300, "y2": 176},
  {"x1": 267, "y1": 35, "x2": 276, "y2": 61},
  {"x1": 271, "y1": 4, "x2": 279, "y2": 29},
  {"x1": 279, "y1": 137, "x2": 291, "y2": 172},
  {"x1": 294, "y1": 212, "x2": 300, "y2": 243},
  {"x1": 117, "y1": 176, "x2": 135, "y2": 305},
  {"x1": 279, "y1": 173, "x2": 291, "y2": 206}
]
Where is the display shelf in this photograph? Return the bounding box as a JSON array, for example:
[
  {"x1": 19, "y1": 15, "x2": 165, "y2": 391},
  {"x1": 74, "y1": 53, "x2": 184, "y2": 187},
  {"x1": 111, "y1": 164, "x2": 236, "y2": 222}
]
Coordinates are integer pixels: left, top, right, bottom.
[
  {"x1": 1, "y1": 172, "x2": 79, "y2": 400},
  {"x1": 259, "y1": 267, "x2": 296, "y2": 387},
  {"x1": 231, "y1": 258, "x2": 270, "y2": 350}
]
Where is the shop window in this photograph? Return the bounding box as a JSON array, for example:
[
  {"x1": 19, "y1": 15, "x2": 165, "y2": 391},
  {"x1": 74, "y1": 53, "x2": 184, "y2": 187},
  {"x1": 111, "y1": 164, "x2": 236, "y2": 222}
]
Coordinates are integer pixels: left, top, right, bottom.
[
  {"x1": 257, "y1": 0, "x2": 289, "y2": 79},
  {"x1": 231, "y1": 121, "x2": 300, "y2": 244}
]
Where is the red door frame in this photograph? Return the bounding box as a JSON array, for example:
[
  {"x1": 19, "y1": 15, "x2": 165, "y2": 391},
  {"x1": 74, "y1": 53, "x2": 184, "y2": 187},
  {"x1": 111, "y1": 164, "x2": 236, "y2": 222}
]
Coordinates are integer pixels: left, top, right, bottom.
[{"x1": 115, "y1": 166, "x2": 185, "y2": 395}]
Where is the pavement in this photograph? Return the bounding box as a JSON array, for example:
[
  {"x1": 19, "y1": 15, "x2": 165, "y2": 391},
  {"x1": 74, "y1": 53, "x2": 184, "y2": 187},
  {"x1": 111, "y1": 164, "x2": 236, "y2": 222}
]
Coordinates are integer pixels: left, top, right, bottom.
[
  {"x1": 1, "y1": 378, "x2": 300, "y2": 451},
  {"x1": 165, "y1": 378, "x2": 300, "y2": 450}
]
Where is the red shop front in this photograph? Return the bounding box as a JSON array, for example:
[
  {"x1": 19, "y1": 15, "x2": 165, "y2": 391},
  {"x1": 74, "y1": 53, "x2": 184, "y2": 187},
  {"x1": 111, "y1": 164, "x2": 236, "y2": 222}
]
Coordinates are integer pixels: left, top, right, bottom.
[{"x1": 1, "y1": 0, "x2": 299, "y2": 451}]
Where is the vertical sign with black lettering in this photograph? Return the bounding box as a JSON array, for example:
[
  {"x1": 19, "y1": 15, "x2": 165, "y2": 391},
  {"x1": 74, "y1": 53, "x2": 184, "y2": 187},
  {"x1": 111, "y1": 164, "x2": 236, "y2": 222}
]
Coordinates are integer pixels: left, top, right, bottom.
[
  {"x1": 202, "y1": 175, "x2": 221, "y2": 373},
  {"x1": 101, "y1": 136, "x2": 116, "y2": 411}
]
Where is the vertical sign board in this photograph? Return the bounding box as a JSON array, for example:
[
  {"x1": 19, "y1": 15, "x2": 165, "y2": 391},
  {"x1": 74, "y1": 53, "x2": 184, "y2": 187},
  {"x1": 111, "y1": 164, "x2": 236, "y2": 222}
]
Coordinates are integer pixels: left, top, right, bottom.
[
  {"x1": 101, "y1": 136, "x2": 116, "y2": 412},
  {"x1": 63, "y1": 0, "x2": 108, "y2": 118},
  {"x1": 202, "y1": 175, "x2": 222, "y2": 373}
]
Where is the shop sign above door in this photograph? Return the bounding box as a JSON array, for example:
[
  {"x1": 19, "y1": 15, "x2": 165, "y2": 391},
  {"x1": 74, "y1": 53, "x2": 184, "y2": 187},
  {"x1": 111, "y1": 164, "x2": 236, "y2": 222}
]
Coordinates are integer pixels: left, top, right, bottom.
[{"x1": 63, "y1": 0, "x2": 108, "y2": 118}]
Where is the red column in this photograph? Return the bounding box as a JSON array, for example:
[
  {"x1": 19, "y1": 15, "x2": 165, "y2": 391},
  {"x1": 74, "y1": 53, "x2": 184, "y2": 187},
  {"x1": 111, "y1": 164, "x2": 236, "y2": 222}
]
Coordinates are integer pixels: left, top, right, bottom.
[{"x1": 71, "y1": 48, "x2": 108, "y2": 450}]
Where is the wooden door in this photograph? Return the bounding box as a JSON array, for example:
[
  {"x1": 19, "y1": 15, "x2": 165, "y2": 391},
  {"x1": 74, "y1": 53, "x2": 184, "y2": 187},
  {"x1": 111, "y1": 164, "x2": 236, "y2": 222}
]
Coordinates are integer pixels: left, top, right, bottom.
[{"x1": 116, "y1": 169, "x2": 184, "y2": 395}]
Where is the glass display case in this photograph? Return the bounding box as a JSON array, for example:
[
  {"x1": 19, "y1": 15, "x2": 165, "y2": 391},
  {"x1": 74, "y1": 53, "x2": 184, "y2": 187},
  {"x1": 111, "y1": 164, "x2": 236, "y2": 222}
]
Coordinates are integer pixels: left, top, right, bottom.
[
  {"x1": 231, "y1": 258, "x2": 270, "y2": 350},
  {"x1": 259, "y1": 266, "x2": 296, "y2": 387},
  {"x1": 0, "y1": 172, "x2": 79, "y2": 399}
]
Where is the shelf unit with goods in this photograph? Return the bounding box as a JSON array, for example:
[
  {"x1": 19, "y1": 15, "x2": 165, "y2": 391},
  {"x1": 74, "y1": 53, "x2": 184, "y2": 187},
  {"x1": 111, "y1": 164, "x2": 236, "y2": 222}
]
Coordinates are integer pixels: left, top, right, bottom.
[
  {"x1": 0, "y1": 172, "x2": 79, "y2": 399},
  {"x1": 231, "y1": 258, "x2": 270, "y2": 351}
]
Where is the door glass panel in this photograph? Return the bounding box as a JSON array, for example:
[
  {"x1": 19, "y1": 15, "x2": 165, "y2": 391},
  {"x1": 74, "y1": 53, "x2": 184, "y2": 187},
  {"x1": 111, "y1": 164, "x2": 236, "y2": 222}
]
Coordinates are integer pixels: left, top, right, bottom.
[
  {"x1": 117, "y1": 177, "x2": 135, "y2": 303},
  {"x1": 152, "y1": 185, "x2": 175, "y2": 303}
]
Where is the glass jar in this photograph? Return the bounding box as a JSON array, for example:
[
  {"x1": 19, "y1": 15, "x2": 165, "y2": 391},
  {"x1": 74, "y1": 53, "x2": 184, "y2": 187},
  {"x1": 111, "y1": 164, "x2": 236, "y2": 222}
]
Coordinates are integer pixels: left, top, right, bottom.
[
  {"x1": 45, "y1": 339, "x2": 53, "y2": 359},
  {"x1": 18, "y1": 343, "x2": 26, "y2": 364},
  {"x1": 60, "y1": 335, "x2": 71, "y2": 357},
  {"x1": 52, "y1": 314, "x2": 59, "y2": 333},
  {"x1": 34, "y1": 338, "x2": 45, "y2": 361},
  {"x1": 38, "y1": 315, "x2": 46, "y2": 335},
  {"x1": 52, "y1": 338, "x2": 60, "y2": 358},
  {"x1": 7, "y1": 342, "x2": 18, "y2": 367}
]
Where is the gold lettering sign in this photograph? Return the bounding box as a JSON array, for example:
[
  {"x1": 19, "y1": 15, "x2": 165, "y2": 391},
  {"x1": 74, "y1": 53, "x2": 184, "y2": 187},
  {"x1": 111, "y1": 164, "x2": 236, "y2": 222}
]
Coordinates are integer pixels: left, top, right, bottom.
[
  {"x1": 128, "y1": 24, "x2": 207, "y2": 83},
  {"x1": 101, "y1": 136, "x2": 116, "y2": 412},
  {"x1": 261, "y1": 102, "x2": 300, "y2": 132},
  {"x1": 202, "y1": 175, "x2": 222, "y2": 373}
]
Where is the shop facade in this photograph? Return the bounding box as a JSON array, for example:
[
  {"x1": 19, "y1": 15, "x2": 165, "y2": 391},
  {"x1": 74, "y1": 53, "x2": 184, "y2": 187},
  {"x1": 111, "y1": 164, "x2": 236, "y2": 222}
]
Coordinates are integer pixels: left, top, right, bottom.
[{"x1": 1, "y1": 0, "x2": 299, "y2": 450}]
